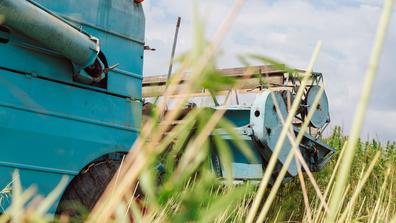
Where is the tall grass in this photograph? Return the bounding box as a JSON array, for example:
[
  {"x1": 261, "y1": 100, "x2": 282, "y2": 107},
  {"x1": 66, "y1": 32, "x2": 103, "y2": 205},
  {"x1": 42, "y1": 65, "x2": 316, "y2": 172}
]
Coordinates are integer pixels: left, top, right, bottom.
[
  {"x1": 263, "y1": 127, "x2": 396, "y2": 222},
  {"x1": 0, "y1": 0, "x2": 395, "y2": 222}
]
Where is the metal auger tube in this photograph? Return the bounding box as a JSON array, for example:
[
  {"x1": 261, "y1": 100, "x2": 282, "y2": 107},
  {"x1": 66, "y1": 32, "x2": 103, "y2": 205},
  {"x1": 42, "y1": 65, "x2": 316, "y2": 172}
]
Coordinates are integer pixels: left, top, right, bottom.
[{"x1": 0, "y1": 0, "x2": 100, "y2": 71}]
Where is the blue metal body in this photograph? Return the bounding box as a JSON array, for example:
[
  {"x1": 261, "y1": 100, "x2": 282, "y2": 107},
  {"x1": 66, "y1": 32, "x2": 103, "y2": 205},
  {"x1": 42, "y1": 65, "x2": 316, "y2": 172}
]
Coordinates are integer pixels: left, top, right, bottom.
[{"x1": 0, "y1": 0, "x2": 145, "y2": 212}]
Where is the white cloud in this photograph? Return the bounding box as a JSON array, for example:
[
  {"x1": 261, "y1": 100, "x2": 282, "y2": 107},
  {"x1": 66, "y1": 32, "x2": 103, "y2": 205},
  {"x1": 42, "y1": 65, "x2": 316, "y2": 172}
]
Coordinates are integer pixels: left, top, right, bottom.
[{"x1": 142, "y1": 0, "x2": 396, "y2": 141}]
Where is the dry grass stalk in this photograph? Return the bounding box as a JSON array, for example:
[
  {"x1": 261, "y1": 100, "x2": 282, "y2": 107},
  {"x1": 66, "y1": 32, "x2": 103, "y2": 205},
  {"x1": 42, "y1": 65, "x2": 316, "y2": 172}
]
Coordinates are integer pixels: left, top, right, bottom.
[{"x1": 88, "y1": 1, "x2": 246, "y2": 222}]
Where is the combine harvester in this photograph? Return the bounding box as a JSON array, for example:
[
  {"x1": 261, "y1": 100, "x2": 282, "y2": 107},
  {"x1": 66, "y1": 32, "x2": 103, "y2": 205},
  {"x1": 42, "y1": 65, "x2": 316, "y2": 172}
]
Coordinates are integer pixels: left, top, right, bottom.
[
  {"x1": 0, "y1": 0, "x2": 335, "y2": 215},
  {"x1": 143, "y1": 66, "x2": 335, "y2": 181}
]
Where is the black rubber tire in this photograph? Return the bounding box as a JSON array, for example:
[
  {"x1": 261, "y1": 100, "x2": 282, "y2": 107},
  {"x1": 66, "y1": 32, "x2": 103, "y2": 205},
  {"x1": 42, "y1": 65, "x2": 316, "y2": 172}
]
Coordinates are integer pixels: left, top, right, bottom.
[{"x1": 56, "y1": 159, "x2": 122, "y2": 219}]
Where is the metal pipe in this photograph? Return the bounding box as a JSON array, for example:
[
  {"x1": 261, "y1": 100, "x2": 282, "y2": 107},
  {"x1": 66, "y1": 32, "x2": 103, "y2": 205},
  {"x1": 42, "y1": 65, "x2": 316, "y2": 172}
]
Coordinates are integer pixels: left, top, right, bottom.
[
  {"x1": 0, "y1": 0, "x2": 100, "y2": 70},
  {"x1": 167, "y1": 17, "x2": 181, "y2": 80}
]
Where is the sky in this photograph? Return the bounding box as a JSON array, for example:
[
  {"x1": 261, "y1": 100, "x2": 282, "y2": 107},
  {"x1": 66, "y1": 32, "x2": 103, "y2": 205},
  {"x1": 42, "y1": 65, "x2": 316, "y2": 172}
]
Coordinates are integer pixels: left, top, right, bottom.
[{"x1": 141, "y1": 0, "x2": 396, "y2": 142}]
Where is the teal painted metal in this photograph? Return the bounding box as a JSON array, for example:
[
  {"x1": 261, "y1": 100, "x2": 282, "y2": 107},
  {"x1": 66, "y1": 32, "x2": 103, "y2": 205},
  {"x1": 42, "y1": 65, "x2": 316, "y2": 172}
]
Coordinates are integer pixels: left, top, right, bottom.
[
  {"x1": 0, "y1": 0, "x2": 100, "y2": 70},
  {"x1": 0, "y1": 0, "x2": 145, "y2": 212},
  {"x1": 306, "y1": 85, "x2": 330, "y2": 128},
  {"x1": 251, "y1": 91, "x2": 297, "y2": 176}
]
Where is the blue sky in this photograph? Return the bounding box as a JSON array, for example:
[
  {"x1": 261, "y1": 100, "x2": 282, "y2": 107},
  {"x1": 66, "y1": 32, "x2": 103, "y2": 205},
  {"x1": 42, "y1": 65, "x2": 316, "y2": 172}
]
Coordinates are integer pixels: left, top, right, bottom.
[{"x1": 142, "y1": 0, "x2": 396, "y2": 141}]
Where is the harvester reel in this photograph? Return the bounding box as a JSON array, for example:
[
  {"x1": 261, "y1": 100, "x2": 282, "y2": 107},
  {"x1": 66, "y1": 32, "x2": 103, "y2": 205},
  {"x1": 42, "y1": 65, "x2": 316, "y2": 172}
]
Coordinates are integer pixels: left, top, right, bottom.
[
  {"x1": 250, "y1": 91, "x2": 298, "y2": 176},
  {"x1": 305, "y1": 85, "x2": 330, "y2": 129}
]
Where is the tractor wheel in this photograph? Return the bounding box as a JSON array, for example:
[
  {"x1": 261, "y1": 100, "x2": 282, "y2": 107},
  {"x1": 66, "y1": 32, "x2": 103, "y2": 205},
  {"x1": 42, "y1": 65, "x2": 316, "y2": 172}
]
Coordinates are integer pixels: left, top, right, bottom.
[{"x1": 56, "y1": 159, "x2": 141, "y2": 220}]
